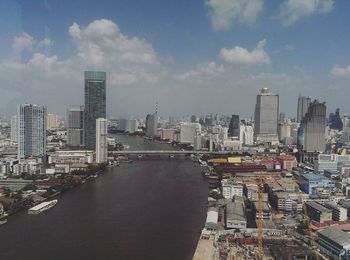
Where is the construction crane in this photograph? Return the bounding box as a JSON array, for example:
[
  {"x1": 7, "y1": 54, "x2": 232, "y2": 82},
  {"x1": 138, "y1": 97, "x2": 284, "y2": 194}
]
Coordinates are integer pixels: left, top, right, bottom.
[{"x1": 234, "y1": 176, "x2": 318, "y2": 260}]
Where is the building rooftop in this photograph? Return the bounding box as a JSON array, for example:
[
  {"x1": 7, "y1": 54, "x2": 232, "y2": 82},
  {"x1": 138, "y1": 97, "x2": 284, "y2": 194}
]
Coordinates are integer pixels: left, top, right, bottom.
[
  {"x1": 302, "y1": 173, "x2": 328, "y2": 181},
  {"x1": 306, "y1": 201, "x2": 332, "y2": 213},
  {"x1": 226, "y1": 197, "x2": 245, "y2": 221},
  {"x1": 318, "y1": 226, "x2": 350, "y2": 246}
]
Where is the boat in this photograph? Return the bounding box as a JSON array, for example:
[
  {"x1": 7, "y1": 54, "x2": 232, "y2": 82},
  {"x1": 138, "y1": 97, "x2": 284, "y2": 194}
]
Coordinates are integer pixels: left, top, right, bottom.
[
  {"x1": 28, "y1": 200, "x2": 58, "y2": 215},
  {"x1": 0, "y1": 219, "x2": 7, "y2": 225}
]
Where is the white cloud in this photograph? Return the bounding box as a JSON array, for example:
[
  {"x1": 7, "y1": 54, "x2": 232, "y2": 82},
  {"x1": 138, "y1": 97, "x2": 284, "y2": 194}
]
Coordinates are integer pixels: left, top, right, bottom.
[
  {"x1": 206, "y1": 0, "x2": 263, "y2": 30},
  {"x1": 275, "y1": 0, "x2": 334, "y2": 26},
  {"x1": 174, "y1": 62, "x2": 224, "y2": 81},
  {"x1": 12, "y1": 32, "x2": 35, "y2": 53},
  {"x1": 330, "y1": 65, "x2": 350, "y2": 78},
  {"x1": 283, "y1": 44, "x2": 296, "y2": 51},
  {"x1": 219, "y1": 39, "x2": 271, "y2": 65}
]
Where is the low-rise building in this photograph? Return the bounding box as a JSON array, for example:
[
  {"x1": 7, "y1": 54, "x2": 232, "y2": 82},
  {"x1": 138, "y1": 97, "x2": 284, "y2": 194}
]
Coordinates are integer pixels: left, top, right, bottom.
[
  {"x1": 299, "y1": 172, "x2": 335, "y2": 194},
  {"x1": 317, "y1": 226, "x2": 350, "y2": 260},
  {"x1": 225, "y1": 196, "x2": 246, "y2": 229},
  {"x1": 324, "y1": 201, "x2": 348, "y2": 221},
  {"x1": 305, "y1": 201, "x2": 332, "y2": 223}
]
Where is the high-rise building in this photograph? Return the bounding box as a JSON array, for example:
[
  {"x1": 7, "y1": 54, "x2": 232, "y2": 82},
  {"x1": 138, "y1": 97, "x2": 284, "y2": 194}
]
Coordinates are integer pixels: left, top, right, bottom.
[
  {"x1": 299, "y1": 100, "x2": 326, "y2": 152},
  {"x1": 127, "y1": 119, "x2": 138, "y2": 134},
  {"x1": 254, "y1": 87, "x2": 279, "y2": 144},
  {"x1": 67, "y1": 105, "x2": 84, "y2": 147},
  {"x1": 47, "y1": 114, "x2": 58, "y2": 130},
  {"x1": 96, "y1": 118, "x2": 107, "y2": 163},
  {"x1": 329, "y1": 108, "x2": 343, "y2": 131},
  {"x1": 10, "y1": 115, "x2": 18, "y2": 143},
  {"x1": 18, "y1": 104, "x2": 47, "y2": 159},
  {"x1": 240, "y1": 124, "x2": 254, "y2": 145},
  {"x1": 84, "y1": 71, "x2": 106, "y2": 149},
  {"x1": 342, "y1": 114, "x2": 349, "y2": 128},
  {"x1": 228, "y1": 115, "x2": 240, "y2": 138},
  {"x1": 145, "y1": 112, "x2": 158, "y2": 137},
  {"x1": 297, "y1": 95, "x2": 311, "y2": 123},
  {"x1": 180, "y1": 123, "x2": 201, "y2": 144}
]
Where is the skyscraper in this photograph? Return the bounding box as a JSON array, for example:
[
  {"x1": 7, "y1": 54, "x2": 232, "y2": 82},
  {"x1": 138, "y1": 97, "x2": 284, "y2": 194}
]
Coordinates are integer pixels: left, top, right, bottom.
[
  {"x1": 299, "y1": 100, "x2": 326, "y2": 152},
  {"x1": 67, "y1": 105, "x2": 84, "y2": 147},
  {"x1": 297, "y1": 95, "x2": 311, "y2": 122},
  {"x1": 254, "y1": 87, "x2": 279, "y2": 144},
  {"x1": 228, "y1": 115, "x2": 240, "y2": 138},
  {"x1": 18, "y1": 104, "x2": 47, "y2": 159},
  {"x1": 47, "y1": 114, "x2": 58, "y2": 130},
  {"x1": 84, "y1": 71, "x2": 106, "y2": 149},
  {"x1": 145, "y1": 112, "x2": 158, "y2": 137},
  {"x1": 10, "y1": 115, "x2": 18, "y2": 143},
  {"x1": 96, "y1": 118, "x2": 107, "y2": 163}
]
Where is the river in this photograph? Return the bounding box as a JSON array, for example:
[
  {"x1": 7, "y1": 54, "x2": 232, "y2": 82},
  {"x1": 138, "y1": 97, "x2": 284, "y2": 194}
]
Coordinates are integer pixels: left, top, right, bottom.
[{"x1": 0, "y1": 135, "x2": 209, "y2": 260}]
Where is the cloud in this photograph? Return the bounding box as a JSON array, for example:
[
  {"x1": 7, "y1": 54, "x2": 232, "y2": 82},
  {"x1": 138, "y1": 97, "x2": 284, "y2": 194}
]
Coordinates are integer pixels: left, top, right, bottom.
[
  {"x1": 283, "y1": 44, "x2": 296, "y2": 51},
  {"x1": 0, "y1": 19, "x2": 165, "y2": 114},
  {"x1": 330, "y1": 65, "x2": 350, "y2": 78},
  {"x1": 173, "y1": 62, "x2": 224, "y2": 81},
  {"x1": 12, "y1": 32, "x2": 35, "y2": 53},
  {"x1": 206, "y1": 0, "x2": 264, "y2": 30},
  {"x1": 219, "y1": 39, "x2": 271, "y2": 65},
  {"x1": 275, "y1": 0, "x2": 334, "y2": 26}
]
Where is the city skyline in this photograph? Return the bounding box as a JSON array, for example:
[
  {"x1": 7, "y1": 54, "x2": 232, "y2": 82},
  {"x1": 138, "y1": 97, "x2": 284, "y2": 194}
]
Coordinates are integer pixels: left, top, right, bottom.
[{"x1": 0, "y1": 0, "x2": 349, "y2": 117}]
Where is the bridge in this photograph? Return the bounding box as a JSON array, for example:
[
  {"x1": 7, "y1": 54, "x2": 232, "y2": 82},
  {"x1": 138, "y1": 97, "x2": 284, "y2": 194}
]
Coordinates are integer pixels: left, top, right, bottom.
[{"x1": 110, "y1": 150, "x2": 237, "y2": 155}]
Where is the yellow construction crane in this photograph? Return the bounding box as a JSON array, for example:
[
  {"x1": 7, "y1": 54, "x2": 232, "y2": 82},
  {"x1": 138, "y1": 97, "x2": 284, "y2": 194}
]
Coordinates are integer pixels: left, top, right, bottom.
[{"x1": 234, "y1": 176, "x2": 318, "y2": 260}]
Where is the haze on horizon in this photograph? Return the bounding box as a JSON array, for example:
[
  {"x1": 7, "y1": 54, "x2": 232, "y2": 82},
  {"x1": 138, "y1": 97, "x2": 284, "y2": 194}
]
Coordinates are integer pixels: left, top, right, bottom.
[{"x1": 0, "y1": 0, "x2": 349, "y2": 118}]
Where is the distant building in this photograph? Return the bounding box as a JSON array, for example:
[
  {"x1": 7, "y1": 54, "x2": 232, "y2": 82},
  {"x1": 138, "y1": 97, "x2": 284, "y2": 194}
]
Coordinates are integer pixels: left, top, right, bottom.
[
  {"x1": 67, "y1": 106, "x2": 84, "y2": 147},
  {"x1": 240, "y1": 124, "x2": 254, "y2": 145},
  {"x1": 145, "y1": 112, "x2": 158, "y2": 137},
  {"x1": 329, "y1": 108, "x2": 343, "y2": 131},
  {"x1": 299, "y1": 100, "x2": 326, "y2": 152},
  {"x1": 297, "y1": 95, "x2": 311, "y2": 123},
  {"x1": 47, "y1": 114, "x2": 58, "y2": 130},
  {"x1": 18, "y1": 104, "x2": 47, "y2": 160},
  {"x1": 299, "y1": 172, "x2": 335, "y2": 194},
  {"x1": 10, "y1": 115, "x2": 18, "y2": 143},
  {"x1": 96, "y1": 118, "x2": 107, "y2": 163},
  {"x1": 254, "y1": 87, "x2": 279, "y2": 144},
  {"x1": 84, "y1": 71, "x2": 106, "y2": 149},
  {"x1": 127, "y1": 119, "x2": 138, "y2": 133},
  {"x1": 228, "y1": 115, "x2": 240, "y2": 138},
  {"x1": 180, "y1": 123, "x2": 201, "y2": 145}
]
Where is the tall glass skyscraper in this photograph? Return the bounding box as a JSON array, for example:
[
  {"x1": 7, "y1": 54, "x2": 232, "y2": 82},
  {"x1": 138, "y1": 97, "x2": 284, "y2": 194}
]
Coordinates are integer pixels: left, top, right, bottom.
[
  {"x1": 297, "y1": 95, "x2": 311, "y2": 123},
  {"x1": 18, "y1": 104, "x2": 47, "y2": 159},
  {"x1": 67, "y1": 105, "x2": 85, "y2": 147},
  {"x1": 84, "y1": 71, "x2": 106, "y2": 149}
]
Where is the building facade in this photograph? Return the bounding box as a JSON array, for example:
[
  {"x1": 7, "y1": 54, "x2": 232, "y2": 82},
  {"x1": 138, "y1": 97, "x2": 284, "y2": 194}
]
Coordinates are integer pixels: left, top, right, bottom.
[
  {"x1": 10, "y1": 115, "x2": 18, "y2": 143},
  {"x1": 254, "y1": 87, "x2": 279, "y2": 144},
  {"x1": 18, "y1": 104, "x2": 47, "y2": 160},
  {"x1": 96, "y1": 118, "x2": 107, "y2": 163},
  {"x1": 297, "y1": 95, "x2": 311, "y2": 123},
  {"x1": 145, "y1": 112, "x2": 158, "y2": 137},
  {"x1": 67, "y1": 105, "x2": 84, "y2": 147},
  {"x1": 84, "y1": 71, "x2": 106, "y2": 149},
  {"x1": 299, "y1": 100, "x2": 326, "y2": 152},
  {"x1": 228, "y1": 114, "x2": 240, "y2": 138}
]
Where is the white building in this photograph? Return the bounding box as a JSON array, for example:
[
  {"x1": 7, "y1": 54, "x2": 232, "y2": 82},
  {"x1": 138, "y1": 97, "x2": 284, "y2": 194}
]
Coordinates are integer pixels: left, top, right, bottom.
[
  {"x1": 96, "y1": 118, "x2": 107, "y2": 163},
  {"x1": 47, "y1": 114, "x2": 58, "y2": 130},
  {"x1": 18, "y1": 104, "x2": 47, "y2": 160},
  {"x1": 127, "y1": 119, "x2": 138, "y2": 133},
  {"x1": 10, "y1": 115, "x2": 18, "y2": 143},
  {"x1": 240, "y1": 124, "x2": 254, "y2": 145},
  {"x1": 180, "y1": 123, "x2": 201, "y2": 144}
]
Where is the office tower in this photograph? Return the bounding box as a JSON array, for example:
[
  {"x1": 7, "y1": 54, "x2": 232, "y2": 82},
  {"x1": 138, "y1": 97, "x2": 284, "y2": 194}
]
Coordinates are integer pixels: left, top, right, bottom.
[
  {"x1": 117, "y1": 118, "x2": 128, "y2": 131},
  {"x1": 84, "y1": 71, "x2": 106, "y2": 149},
  {"x1": 297, "y1": 95, "x2": 311, "y2": 122},
  {"x1": 279, "y1": 112, "x2": 285, "y2": 123},
  {"x1": 47, "y1": 114, "x2": 58, "y2": 130},
  {"x1": 145, "y1": 112, "x2": 158, "y2": 137},
  {"x1": 96, "y1": 118, "x2": 107, "y2": 163},
  {"x1": 67, "y1": 105, "x2": 84, "y2": 147},
  {"x1": 18, "y1": 104, "x2": 47, "y2": 159},
  {"x1": 10, "y1": 115, "x2": 18, "y2": 143},
  {"x1": 240, "y1": 124, "x2": 254, "y2": 145},
  {"x1": 254, "y1": 87, "x2": 279, "y2": 144},
  {"x1": 299, "y1": 100, "x2": 326, "y2": 152},
  {"x1": 127, "y1": 119, "x2": 138, "y2": 134},
  {"x1": 329, "y1": 108, "x2": 343, "y2": 131},
  {"x1": 180, "y1": 123, "x2": 201, "y2": 144},
  {"x1": 228, "y1": 115, "x2": 240, "y2": 138}
]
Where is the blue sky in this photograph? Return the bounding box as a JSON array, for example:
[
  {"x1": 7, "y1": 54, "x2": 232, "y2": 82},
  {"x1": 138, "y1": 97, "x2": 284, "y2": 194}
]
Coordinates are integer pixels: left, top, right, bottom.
[{"x1": 0, "y1": 0, "x2": 349, "y2": 117}]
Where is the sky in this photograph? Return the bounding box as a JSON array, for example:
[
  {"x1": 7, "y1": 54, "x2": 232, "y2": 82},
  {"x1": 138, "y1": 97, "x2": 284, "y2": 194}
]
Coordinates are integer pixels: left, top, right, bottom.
[{"x1": 0, "y1": 0, "x2": 349, "y2": 118}]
